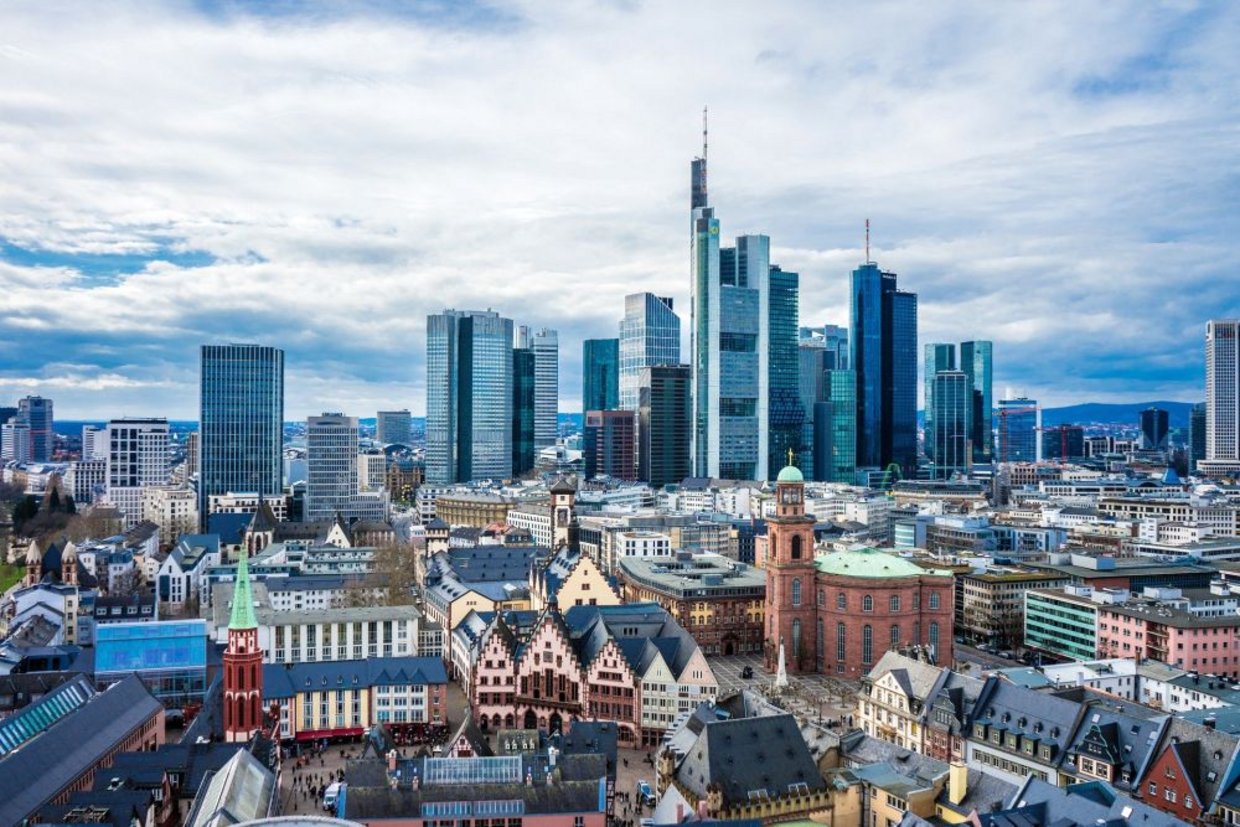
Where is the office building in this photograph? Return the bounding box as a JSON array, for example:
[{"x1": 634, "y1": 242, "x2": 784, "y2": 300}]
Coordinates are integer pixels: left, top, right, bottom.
[
  {"x1": 426, "y1": 310, "x2": 514, "y2": 484},
  {"x1": 619, "y1": 292, "x2": 680, "y2": 411},
  {"x1": 517, "y1": 326, "x2": 559, "y2": 450},
  {"x1": 797, "y1": 341, "x2": 827, "y2": 480},
  {"x1": 81, "y1": 425, "x2": 104, "y2": 460},
  {"x1": 638, "y1": 364, "x2": 691, "y2": 489},
  {"x1": 1202, "y1": 320, "x2": 1240, "y2": 477},
  {"x1": 998, "y1": 397, "x2": 1040, "y2": 463},
  {"x1": 1189, "y1": 402, "x2": 1206, "y2": 472},
  {"x1": 1, "y1": 420, "x2": 32, "y2": 463},
  {"x1": 376, "y1": 409, "x2": 412, "y2": 446},
  {"x1": 199, "y1": 344, "x2": 284, "y2": 528},
  {"x1": 1042, "y1": 424, "x2": 1085, "y2": 460},
  {"x1": 512, "y1": 346, "x2": 536, "y2": 476},
  {"x1": 305, "y1": 413, "x2": 358, "y2": 522},
  {"x1": 768, "y1": 265, "x2": 803, "y2": 478},
  {"x1": 851, "y1": 262, "x2": 918, "y2": 476},
  {"x1": 581, "y1": 338, "x2": 619, "y2": 413},
  {"x1": 1139, "y1": 406, "x2": 1169, "y2": 450},
  {"x1": 17, "y1": 395, "x2": 54, "y2": 461},
  {"x1": 583, "y1": 410, "x2": 637, "y2": 481},
  {"x1": 819, "y1": 369, "x2": 857, "y2": 483},
  {"x1": 823, "y1": 324, "x2": 849, "y2": 369},
  {"x1": 959, "y1": 340, "x2": 993, "y2": 462},
  {"x1": 923, "y1": 343, "x2": 956, "y2": 462},
  {"x1": 105, "y1": 417, "x2": 170, "y2": 528},
  {"x1": 929, "y1": 371, "x2": 970, "y2": 479}
]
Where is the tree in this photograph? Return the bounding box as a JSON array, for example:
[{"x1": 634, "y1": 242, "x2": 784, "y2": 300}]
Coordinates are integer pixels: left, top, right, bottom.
[{"x1": 336, "y1": 544, "x2": 419, "y2": 608}]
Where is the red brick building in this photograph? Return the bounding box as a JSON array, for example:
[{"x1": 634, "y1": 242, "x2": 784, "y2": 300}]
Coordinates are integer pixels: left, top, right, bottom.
[{"x1": 764, "y1": 464, "x2": 956, "y2": 677}]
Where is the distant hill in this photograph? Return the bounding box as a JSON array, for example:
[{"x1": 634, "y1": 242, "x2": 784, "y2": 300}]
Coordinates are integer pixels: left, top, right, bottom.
[{"x1": 1040, "y1": 401, "x2": 1195, "y2": 428}]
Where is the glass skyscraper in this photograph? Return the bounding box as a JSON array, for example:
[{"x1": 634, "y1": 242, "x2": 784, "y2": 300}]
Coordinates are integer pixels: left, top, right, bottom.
[
  {"x1": 998, "y1": 397, "x2": 1040, "y2": 463},
  {"x1": 929, "y1": 371, "x2": 969, "y2": 478},
  {"x1": 512, "y1": 347, "x2": 536, "y2": 476},
  {"x1": 923, "y1": 343, "x2": 956, "y2": 462},
  {"x1": 1189, "y1": 402, "x2": 1206, "y2": 472},
  {"x1": 638, "y1": 364, "x2": 691, "y2": 489},
  {"x1": 516, "y1": 327, "x2": 558, "y2": 451},
  {"x1": 815, "y1": 369, "x2": 856, "y2": 483},
  {"x1": 17, "y1": 396, "x2": 54, "y2": 462},
  {"x1": 960, "y1": 340, "x2": 993, "y2": 463},
  {"x1": 1140, "y1": 407, "x2": 1169, "y2": 450},
  {"x1": 376, "y1": 410, "x2": 412, "y2": 446},
  {"x1": 768, "y1": 265, "x2": 803, "y2": 477},
  {"x1": 426, "y1": 309, "x2": 514, "y2": 484},
  {"x1": 199, "y1": 344, "x2": 285, "y2": 528},
  {"x1": 619, "y1": 293, "x2": 680, "y2": 412},
  {"x1": 305, "y1": 413, "x2": 359, "y2": 522},
  {"x1": 582, "y1": 338, "x2": 619, "y2": 413},
  {"x1": 797, "y1": 341, "x2": 827, "y2": 481}
]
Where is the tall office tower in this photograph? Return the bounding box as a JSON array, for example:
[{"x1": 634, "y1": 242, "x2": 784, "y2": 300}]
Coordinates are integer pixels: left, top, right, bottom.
[
  {"x1": 1139, "y1": 407, "x2": 1170, "y2": 450},
  {"x1": 959, "y1": 340, "x2": 994, "y2": 463},
  {"x1": 850, "y1": 262, "x2": 918, "y2": 476},
  {"x1": 512, "y1": 347, "x2": 536, "y2": 476},
  {"x1": 619, "y1": 293, "x2": 680, "y2": 411},
  {"x1": 1189, "y1": 402, "x2": 1207, "y2": 472},
  {"x1": 199, "y1": 345, "x2": 284, "y2": 528},
  {"x1": 1205, "y1": 320, "x2": 1240, "y2": 472},
  {"x1": 426, "y1": 309, "x2": 514, "y2": 484},
  {"x1": 582, "y1": 338, "x2": 620, "y2": 413},
  {"x1": 638, "y1": 365, "x2": 691, "y2": 489},
  {"x1": 186, "y1": 431, "x2": 199, "y2": 481},
  {"x1": 1042, "y1": 425, "x2": 1085, "y2": 460},
  {"x1": 17, "y1": 396, "x2": 54, "y2": 461},
  {"x1": 376, "y1": 410, "x2": 412, "y2": 446},
  {"x1": 815, "y1": 369, "x2": 857, "y2": 483},
  {"x1": 81, "y1": 425, "x2": 105, "y2": 460},
  {"x1": 1, "y1": 421, "x2": 32, "y2": 462},
  {"x1": 519, "y1": 327, "x2": 559, "y2": 450},
  {"x1": 997, "y1": 397, "x2": 1040, "y2": 462},
  {"x1": 797, "y1": 341, "x2": 827, "y2": 481},
  {"x1": 823, "y1": 325, "x2": 849, "y2": 370},
  {"x1": 104, "y1": 417, "x2": 170, "y2": 527},
  {"x1": 768, "y1": 265, "x2": 802, "y2": 476},
  {"x1": 305, "y1": 413, "x2": 359, "y2": 522},
  {"x1": 929, "y1": 371, "x2": 969, "y2": 479},
  {"x1": 923, "y1": 343, "x2": 957, "y2": 462},
  {"x1": 583, "y1": 410, "x2": 637, "y2": 480}
]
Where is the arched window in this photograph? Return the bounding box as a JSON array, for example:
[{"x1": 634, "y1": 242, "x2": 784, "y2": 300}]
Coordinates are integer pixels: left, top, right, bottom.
[
  {"x1": 862, "y1": 594, "x2": 873, "y2": 612},
  {"x1": 862, "y1": 625, "x2": 873, "y2": 664},
  {"x1": 837, "y1": 592, "x2": 846, "y2": 610},
  {"x1": 790, "y1": 535, "x2": 803, "y2": 560},
  {"x1": 817, "y1": 618, "x2": 824, "y2": 661},
  {"x1": 251, "y1": 664, "x2": 257, "y2": 688},
  {"x1": 929, "y1": 592, "x2": 940, "y2": 610},
  {"x1": 792, "y1": 619, "x2": 802, "y2": 658},
  {"x1": 889, "y1": 595, "x2": 901, "y2": 612},
  {"x1": 818, "y1": 589, "x2": 825, "y2": 607},
  {"x1": 791, "y1": 578, "x2": 802, "y2": 607},
  {"x1": 891, "y1": 625, "x2": 900, "y2": 648},
  {"x1": 929, "y1": 622, "x2": 940, "y2": 657}
]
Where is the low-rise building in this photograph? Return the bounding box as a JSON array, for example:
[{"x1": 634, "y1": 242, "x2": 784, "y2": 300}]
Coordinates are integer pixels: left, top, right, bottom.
[
  {"x1": 857, "y1": 651, "x2": 946, "y2": 752},
  {"x1": 529, "y1": 545, "x2": 620, "y2": 611},
  {"x1": 141, "y1": 485, "x2": 199, "y2": 548},
  {"x1": 95, "y1": 619, "x2": 209, "y2": 709},
  {"x1": 957, "y1": 570, "x2": 1070, "y2": 650},
  {"x1": 435, "y1": 493, "x2": 517, "y2": 529}
]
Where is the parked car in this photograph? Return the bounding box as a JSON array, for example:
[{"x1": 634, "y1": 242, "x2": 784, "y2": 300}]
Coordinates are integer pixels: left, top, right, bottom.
[
  {"x1": 637, "y1": 780, "x2": 656, "y2": 807},
  {"x1": 741, "y1": 665, "x2": 754, "y2": 679}
]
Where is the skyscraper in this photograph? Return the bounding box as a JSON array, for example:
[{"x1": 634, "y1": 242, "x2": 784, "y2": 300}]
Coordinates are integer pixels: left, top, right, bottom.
[
  {"x1": 1203, "y1": 320, "x2": 1240, "y2": 475},
  {"x1": 17, "y1": 396, "x2": 53, "y2": 462},
  {"x1": 518, "y1": 327, "x2": 559, "y2": 451},
  {"x1": 376, "y1": 410, "x2": 412, "y2": 446},
  {"x1": 105, "y1": 417, "x2": 170, "y2": 527},
  {"x1": 768, "y1": 265, "x2": 803, "y2": 476},
  {"x1": 583, "y1": 410, "x2": 637, "y2": 481},
  {"x1": 998, "y1": 397, "x2": 1040, "y2": 463},
  {"x1": 929, "y1": 371, "x2": 969, "y2": 479},
  {"x1": 619, "y1": 293, "x2": 680, "y2": 411},
  {"x1": 959, "y1": 340, "x2": 994, "y2": 463},
  {"x1": 199, "y1": 344, "x2": 284, "y2": 528},
  {"x1": 305, "y1": 413, "x2": 359, "y2": 522},
  {"x1": 1189, "y1": 402, "x2": 1206, "y2": 472},
  {"x1": 82, "y1": 425, "x2": 105, "y2": 460},
  {"x1": 582, "y1": 338, "x2": 620, "y2": 414},
  {"x1": 923, "y1": 343, "x2": 956, "y2": 462},
  {"x1": 426, "y1": 309, "x2": 514, "y2": 484},
  {"x1": 850, "y1": 262, "x2": 918, "y2": 476},
  {"x1": 1139, "y1": 407, "x2": 1170, "y2": 450},
  {"x1": 638, "y1": 365, "x2": 691, "y2": 489},
  {"x1": 1042, "y1": 425, "x2": 1085, "y2": 460},
  {"x1": 512, "y1": 346, "x2": 536, "y2": 476},
  {"x1": 816, "y1": 369, "x2": 857, "y2": 483},
  {"x1": 797, "y1": 341, "x2": 827, "y2": 481},
  {"x1": 1, "y1": 421, "x2": 32, "y2": 463}
]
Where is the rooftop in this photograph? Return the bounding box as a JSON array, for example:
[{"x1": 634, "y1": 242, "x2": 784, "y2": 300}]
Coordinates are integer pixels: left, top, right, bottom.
[{"x1": 815, "y1": 547, "x2": 953, "y2": 579}]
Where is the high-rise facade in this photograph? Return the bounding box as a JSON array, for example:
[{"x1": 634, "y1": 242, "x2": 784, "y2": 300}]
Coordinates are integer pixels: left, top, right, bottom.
[
  {"x1": 582, "y1": 338, "x2": 620, "y2": 414},
  {"x1": 1189, "y1": 402, "x2": 1207, "y2": 472},
  {"x1": 923, "y1": 344, "x2": 956, "y2": 462},
  {"x1": 638, "y1": 365, "x2": 691, "y2": 489},
  {"x1": 105, "y1": 417, "x2": 170, "y2": 528},
  {"x1": 817, "y1": 369, "x2": 857, "y2": 483},
  {"x1": 998, "y1": 397, "x2": 1040, "y2": 463},
  {"x1": 959, "y1": 341, "x2": 993, "y2": 463},
  {"x1": 376, "y1": 410, "x2": 412, "y2": 446},
  {"x1": 82, "y1": 425, "x2": 105, "y2": 460},
  {"x1": 305, "y1": 413, "x2": 359, "y2": 522},
  {"x1": 1140, "y1": 407, "x2": 1170, "y2": 450},
  {"x1": 17, "y1": 396, "x2": 54, "y2": 462},
  {"x1": 1042, "y1": 424, "x2": 1085, "y2": 460},
  {"x1": 518, "y1": 327, "x2": 559, "y2": 450},
  {"x1": 768, "y1": 266, "x2": 803, "y2": 478},
  {"x1": 426, "y1": 310, "x2": 514, "y2": 484},
  {"x1": 929, "y1": 371, "x2": 969, "y2": 479},
  {"x1": 850, "y1": 263, "x2": 918, "y2": 476},
  {"x1": 199, "y1": 344, "x2": 285, "y2": 528},
  {"x1": 583, "y1": 410, "x2": 637, "y2": 481},
  {"x1": 1, "y1": 421, "x2": 32, "y2": 463},
  {"x1": 512, "y1": 347, "x2": 536, "y2": 476},
  {"x1": 619, "y1": 293, "x2": 680, "y2": 412},
  {"x1": 1204, "y1": 320, "x2": 1240, "y2": 472},
  {"x1": 797, "y1": 342, "x2": 827, "y2": 481}
]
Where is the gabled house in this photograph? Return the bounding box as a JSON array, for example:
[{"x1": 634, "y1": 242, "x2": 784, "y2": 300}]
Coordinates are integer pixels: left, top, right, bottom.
[
  {"x1": 965, "y1": 677, "x2": 1087, "y2": 786},
  {"x1": 529, "y1": 545, "x2": 619, "y2": 611},
  {"x1": 924, "y1": 671, "x2": 984, "y2": 763},
  {"x1": 1139, "y1": 717, "x2": 1240, "y2": 823},
  {"x1": 858, "y1": 651, "x2": 946, "y2": 752},
  {"x1": 1050, "y1": 688, "x2": 1168, "y2": 795}
]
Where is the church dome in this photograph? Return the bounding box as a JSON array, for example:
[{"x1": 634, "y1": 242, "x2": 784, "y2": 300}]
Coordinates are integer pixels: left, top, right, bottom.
[{"x1": 776, "y1": 464, "x2": 804, "y2": 483}]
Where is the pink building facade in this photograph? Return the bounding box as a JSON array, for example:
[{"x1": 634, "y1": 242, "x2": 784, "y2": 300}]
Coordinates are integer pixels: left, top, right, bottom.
[{"x1": 1098, "y1": 606, "x2": 1240, "y2": 678}]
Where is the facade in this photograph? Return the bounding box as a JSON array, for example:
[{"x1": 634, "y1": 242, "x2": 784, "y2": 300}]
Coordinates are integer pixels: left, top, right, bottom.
[
  {"x1": 104, "y1": 417, "x2": 170, "y2": 527},
  {"x1": 1024, "y1": 586, "x2": 1103, "y2": 661},
  {"x1": 583, "y1": 410, "x2": 637, "y2": 481},
  {"x1": 582, "y1": 338, "x2": 619, "y2": 413},
  {"x1": 1190, "y1": 402, "x2": 1207, "y2": 472},
  {"x1": 1042, "y1": 424, "x2": 1086, "y2": 460},
  {"x1": 1206, "y1": 320, "x2": 1239, "y2": 466},
  {"x1": 959, "y1": 340, "x2": 993, "y2": 463},
  {"x1": 306, "y1": 413, "x2": 359, "y2": 522},
  {"x1": 797, "y1": 341, "x2": 826, "y2": 480},
  {"x1": 637, "y1": 364, "x2": 691, "y2": 489},
  {"x1": 817, "y1": 369, "x2": 857, "y2": 483},
  {"x1": 763, "y1": 464, "x2": 955, "y2": 676},
  {"x1": 767, "y1": 265, "x2": 803, "y2": 478},
  {"x1": 1141, "y1": 407, "x2": 1170, "y2": 450},
  {"x1": 956, "y1": 571, "x2": 1069, "y2": 650},
  {"x1": 520, "y1": 326, "x2": 559, "y2": 451},
  {"x1": 513, "y1": 345, "x2": 536, "y2": 476},
  {"x1": 1098, "y1": 602, "x2": 1240, "y2": 677},
  {"x1": 199, "y1": 344, "x2": 285, "y2": 528},
  {"x1": 426, "y1": 309, "x2": 514, "y2": 484},
  {"x1": 66, "y1": 457, "x2": 106, "y2": 505},
  {"x1": 141, "y1": 485, "x2": 199, "y2": 546},
  {"x1": 930, "y1": 371, "x2": 970, "y2": 479},
  {"x1": 1, "y1": 419, "x2": 32, "y2": 462},
  {"x1": 95, "y1": 619, "x2": 208, "y2": 707},
  {"x1": 619, "y1": 292, "x2": 680, "y2": 412},
  {"x1": 851, "y1": 262, "x2": 918, "y2": 476},
  {"x1": 858, "y1": 651, "x2": 946, "y2": 752},
  {"x1": 998, "y1": 397, "x2": 1040, "y2": 463},
  {"x1": 18, "y1": 394, "x2": 54, "y2": 461},
  {"x1": 376, "y1": 409, "x2": 413, "y2": 445},
  {"x1": 923, "y1": 343, "x2": 956, "y2": 462},
  {"x1": 529, "y1": 545, "x2": 620, "y2": 612}
]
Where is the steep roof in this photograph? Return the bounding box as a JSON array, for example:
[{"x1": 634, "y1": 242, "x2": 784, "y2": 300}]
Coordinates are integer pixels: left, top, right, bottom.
[
  {"x1": 674, "y1": 713, "x2": 825, "y2": 805},
  {"x1": 227, "y1": 548, "x2": 257, "y2": 630}
]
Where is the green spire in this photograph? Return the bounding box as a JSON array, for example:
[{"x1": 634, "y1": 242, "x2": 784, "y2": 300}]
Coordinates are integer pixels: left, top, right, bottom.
[{"x1": 228, "y1": 547, "x2": 257, "y2": 630}]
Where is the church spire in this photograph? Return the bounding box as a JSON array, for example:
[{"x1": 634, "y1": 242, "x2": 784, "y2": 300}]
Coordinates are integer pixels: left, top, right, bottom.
[{"x1": 228, "y1": 547, "x2": 257, "y2": 630}]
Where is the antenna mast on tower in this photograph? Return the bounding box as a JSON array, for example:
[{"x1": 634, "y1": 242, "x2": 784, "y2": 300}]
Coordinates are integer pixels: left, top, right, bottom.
[{"x1": 865, "y1": 218, "x2": 871, "y2": 263}]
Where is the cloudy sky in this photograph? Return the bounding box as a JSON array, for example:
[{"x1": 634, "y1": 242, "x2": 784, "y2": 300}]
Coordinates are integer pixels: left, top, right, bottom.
[{"x1": 1, "y1": 0, "x2": 1237, "y2": 420}]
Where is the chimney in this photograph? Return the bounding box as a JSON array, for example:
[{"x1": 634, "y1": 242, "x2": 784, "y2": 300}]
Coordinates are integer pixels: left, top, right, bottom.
[
  {"x1": 677, "y1": 803, "x2": 685, "y2": 823},
  {"x1": 698, "y1": 800, "x2": 709, "y2": 818},
  {"x1": 388, "y1": 750, "x2": 398, "y2": 772},
  {"x1": 1205, "y1": 717, "x2": 1217, "y2": 731},
  {"x1": 949, "y1": 761, "x2": 968, "y2": 806}
]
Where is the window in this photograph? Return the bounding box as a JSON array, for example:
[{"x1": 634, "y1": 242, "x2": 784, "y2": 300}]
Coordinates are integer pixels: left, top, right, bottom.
[
  {"x1": 818, "y1": 589, "x2": 825, "y2": 607},
  {"x1": 863, "y1": 595, "x2": 874, "y2": 612},
  {"x1": 890, "y1": 595, "x2": 900, "y2": 612},
  {"x1": 837, "y1": 593, "x2": 846, "y2": 610},
  {"x1": 929, "y1": 592, "x2": 940, "y2": 610},
  {"x1": 863, "y1": 625, "x2": 873, "y2": 664},
  {"x1": 891, "y1": 625, "x2": 900, "y2": 648},
  {"x1": 791, "y1": 579, "x2": 802, "y2": 607},
  {"x1": 792, "y1": 619, "x2": 802, "y2": 659},
  {"x1": 837, "y1": 623, "x2": 846, "y2": 662},
  {"x1": 790, "y1": 535, "x2": 803, "y2": 560},
  {"x1": 929, "y1": 622, "x2": 939, "y2": 656}
]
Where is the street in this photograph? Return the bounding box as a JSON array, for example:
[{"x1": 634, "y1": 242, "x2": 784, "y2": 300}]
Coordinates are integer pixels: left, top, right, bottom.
[{"x1": 708, "y1": 654, "x2": 859, "y2": 725}]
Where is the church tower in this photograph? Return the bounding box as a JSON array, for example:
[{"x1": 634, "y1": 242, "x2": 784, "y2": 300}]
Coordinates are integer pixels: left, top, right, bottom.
[
  {"x1": 61, "y1": 541, "x2": 78, "y2": 587},
  {"x1": 223, "y1": 548, "x2": 264, "y2": 742},
  {"x1": 764, "y1": 459, "x2": 817, "y2": 673},
  {"x1": 24, "y1": 540, "x2": 42, "y2": 587},
  {"x1": 549, "y1": 477, "x2": 576, "y2": 550}
]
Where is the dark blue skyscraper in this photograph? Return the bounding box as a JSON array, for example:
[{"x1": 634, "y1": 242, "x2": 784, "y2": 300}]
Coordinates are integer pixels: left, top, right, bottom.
[
  {"x1": 199, "y1": 344, "x2": 284, "y2": 528},
  {"x1": 768, "y1": 265, "x2": 802, "y2": 475},
  {"x1": 923, "y1": 344, "x2": 956, "y2": 462},
  {"x1": 17, "y1": 396, "x2": 53, "y2": 462},
  {"x1": 960, "y1": 340, "x2": 993, "y2": 463},
  {"x1": 1189, "y1": 402, "x2": 1206, "y2": 472},
  {"x1": 582, "y1": 338, "x2": 619, "y2": 414},
  {"x1": 513, "y1": 347, "x2": 536, "y2": 476},
  {"x1": 1140, "y1": 407, "x2": 1169, "y2": 450}
]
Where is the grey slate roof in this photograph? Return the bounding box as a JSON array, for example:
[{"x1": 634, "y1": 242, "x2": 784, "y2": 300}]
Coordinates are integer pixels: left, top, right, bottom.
[
  {"x1": 264, "y1": 656, "x2": 449, "y2": 699},
  {"x1": 673, "y1": 713, "x2": 825, "y2": 806},
  {"x1": 991, "y1": 777, "x2": 1189, "y2": 827},
  {"x1": 1153, "y1": 717, "x2": 1240, "y2": 814}
]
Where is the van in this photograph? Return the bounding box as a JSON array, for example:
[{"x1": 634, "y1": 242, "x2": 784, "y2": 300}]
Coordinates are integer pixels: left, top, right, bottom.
[{"x1": 322, "y1": 782, "x2": 342, "y2": 812}]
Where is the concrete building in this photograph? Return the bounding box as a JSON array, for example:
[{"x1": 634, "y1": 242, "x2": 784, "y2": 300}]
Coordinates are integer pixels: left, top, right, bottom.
[
  {"x1": 583, "y1": 409, "x2": 637, "y2": 481},
  {"x1": 306, "y1": 413, "x2": 359, "y2": 522},
  {"x1": 142, "y1": 485, "x2": 199, "y2": 547},
  {"x1": 376, "y1": 409, "x2": 413, "y2": 446},
  {"x1": 104, "y1": 417, "x2": 170, "y2": 528}
]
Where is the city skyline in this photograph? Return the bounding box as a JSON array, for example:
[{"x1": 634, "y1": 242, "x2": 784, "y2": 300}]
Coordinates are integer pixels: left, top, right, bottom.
[{"x1": 1, "y1": 2, "x2": 1239, "y2": 419}]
